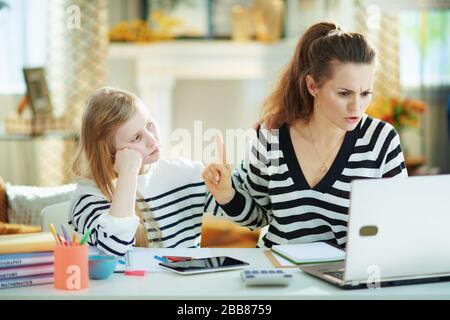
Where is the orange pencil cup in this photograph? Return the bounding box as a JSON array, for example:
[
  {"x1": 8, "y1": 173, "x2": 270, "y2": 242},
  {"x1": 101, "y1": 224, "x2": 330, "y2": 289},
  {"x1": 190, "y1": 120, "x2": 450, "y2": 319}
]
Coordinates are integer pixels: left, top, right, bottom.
[{"x1": 54, "y1": 244, "x2": 89, "y2": 290}]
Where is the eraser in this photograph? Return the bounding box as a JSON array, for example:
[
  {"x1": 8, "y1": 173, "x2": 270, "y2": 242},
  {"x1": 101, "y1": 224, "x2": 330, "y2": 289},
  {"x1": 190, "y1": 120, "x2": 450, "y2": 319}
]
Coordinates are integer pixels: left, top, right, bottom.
[{"x1": 124, "y1": 270, "x2": 146, "y2": 276}]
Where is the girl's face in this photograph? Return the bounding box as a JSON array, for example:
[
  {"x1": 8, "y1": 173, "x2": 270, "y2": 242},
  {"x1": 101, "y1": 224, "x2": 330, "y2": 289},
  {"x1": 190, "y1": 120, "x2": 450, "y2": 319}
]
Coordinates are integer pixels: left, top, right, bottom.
[
  {"x1": 114, "y1": 101, "x2": 161, "y2": 166},
  {"x1": 309, "y1": 62, "x2": 375, "y2": 131}
]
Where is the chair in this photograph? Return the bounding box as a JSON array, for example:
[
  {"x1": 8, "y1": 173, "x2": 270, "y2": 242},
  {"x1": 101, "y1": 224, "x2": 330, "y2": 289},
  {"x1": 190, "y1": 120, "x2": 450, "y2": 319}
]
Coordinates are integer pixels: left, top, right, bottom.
[
  {"x1": 41, "y1": 202, "x2": 262, "y2": 248},
  {"x1": 40, "y1": 201, "x2": 82, "y2": 237}
]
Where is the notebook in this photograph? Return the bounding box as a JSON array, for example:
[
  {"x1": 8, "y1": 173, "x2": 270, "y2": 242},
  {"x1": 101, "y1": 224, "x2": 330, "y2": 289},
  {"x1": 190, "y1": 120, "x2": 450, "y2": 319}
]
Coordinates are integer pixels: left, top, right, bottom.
[
  {"x1": 0, "y1": 232, "x2": 56, "y2": 254},
  {"x1": 271, "y1": 242, "x2": 346, "y2": 265}
]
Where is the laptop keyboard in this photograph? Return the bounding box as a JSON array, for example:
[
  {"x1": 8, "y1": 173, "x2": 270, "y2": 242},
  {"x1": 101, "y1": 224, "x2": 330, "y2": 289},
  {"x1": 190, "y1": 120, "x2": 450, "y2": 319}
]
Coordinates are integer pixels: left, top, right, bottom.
[{"x1": 324, "y1": 271, "x2": 344, "y2": 280}]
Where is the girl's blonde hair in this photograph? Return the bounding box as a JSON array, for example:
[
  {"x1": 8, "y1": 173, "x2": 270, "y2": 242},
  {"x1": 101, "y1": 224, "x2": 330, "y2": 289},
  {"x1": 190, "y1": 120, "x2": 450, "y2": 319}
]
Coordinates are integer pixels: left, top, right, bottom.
[{"x1": 72, "y1": 87, "x2": 160, "y2": 248}]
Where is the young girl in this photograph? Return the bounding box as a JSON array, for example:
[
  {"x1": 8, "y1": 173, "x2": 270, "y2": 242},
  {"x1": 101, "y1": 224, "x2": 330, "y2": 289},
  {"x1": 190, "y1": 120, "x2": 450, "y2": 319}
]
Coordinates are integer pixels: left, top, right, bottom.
[
  {"x1": 203, "y1": 22, "x2": 408, "y2": 249},
  {"x1": 69, "y1": 87, "x2": 220, "y2": 256}
]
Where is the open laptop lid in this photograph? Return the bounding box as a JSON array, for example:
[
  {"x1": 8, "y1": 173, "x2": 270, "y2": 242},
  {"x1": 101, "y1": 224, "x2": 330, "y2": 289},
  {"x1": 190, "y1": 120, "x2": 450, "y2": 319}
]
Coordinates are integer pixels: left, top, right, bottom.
[{"x1": 344, "y1": 174, "x2": 450, "y2": 283}]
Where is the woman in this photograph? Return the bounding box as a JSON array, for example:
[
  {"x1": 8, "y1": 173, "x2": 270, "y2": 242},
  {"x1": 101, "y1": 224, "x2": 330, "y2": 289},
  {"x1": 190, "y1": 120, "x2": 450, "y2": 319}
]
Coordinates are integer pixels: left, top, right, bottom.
[{"x1": 203, "y1": 22, "x2": 407, "y2": 249}]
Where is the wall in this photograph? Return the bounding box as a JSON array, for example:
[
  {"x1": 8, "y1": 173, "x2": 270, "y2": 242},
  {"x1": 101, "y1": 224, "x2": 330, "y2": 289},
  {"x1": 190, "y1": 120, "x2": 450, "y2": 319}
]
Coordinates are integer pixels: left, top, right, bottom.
[
  {"x1": 105, "y1": 59, "x2": 276, "y2": 167},
  {"x1": 404, "y1": 86, "x2": 450, "y2": 174},
  {"x1": 0, "y1": 95, "x2": 22, "y2": 134},
  {"x1": 285, "y1": 0, "x2": 356, "y2": 38},
  {"x1": 172, "y1": 79, "x2": 272, "y2": 166},
  {"x1": 107, "y1": 0, "x2": 141, "y2": 27}
]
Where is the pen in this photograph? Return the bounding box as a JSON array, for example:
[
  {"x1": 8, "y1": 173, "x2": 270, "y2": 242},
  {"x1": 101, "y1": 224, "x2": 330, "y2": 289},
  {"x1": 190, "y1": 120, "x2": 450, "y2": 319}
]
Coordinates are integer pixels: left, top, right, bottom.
[
  {"x1": 72, "y1": 233, "x2": 77, "y2": 246},
  {"x1": 163, "y1": 256, "x2": 193, "y2": 262},
  {"x1": 58, "y1": 234, "x2": 65, "y2": 246},
  {"x1": 154, "y1": 255, "x2": 169, "y2": 263},
  {"x1": 49, "y1": 224, "x2": 62, "y2": 246},
  {"x1": 61, "y1": 224, "x2": 72, "y2": 246},
  {"x1": 79, "y1": 229, "x2": 91, "y2": 245}
]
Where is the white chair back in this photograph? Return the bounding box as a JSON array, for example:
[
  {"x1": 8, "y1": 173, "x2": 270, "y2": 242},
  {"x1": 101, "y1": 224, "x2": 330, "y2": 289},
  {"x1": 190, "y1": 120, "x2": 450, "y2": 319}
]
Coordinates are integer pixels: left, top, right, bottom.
[{"x1": 41, "y1": 201, "x2": 82, "y2": 238}]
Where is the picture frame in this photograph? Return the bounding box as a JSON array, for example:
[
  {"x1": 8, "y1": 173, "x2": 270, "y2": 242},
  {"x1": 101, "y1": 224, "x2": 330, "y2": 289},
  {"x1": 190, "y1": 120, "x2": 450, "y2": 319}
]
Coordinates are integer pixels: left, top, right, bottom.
[
  {"x1": 22, "y1": 67, "x2": 52, "y2": 118},
  {"x1": 210, "y1": 0, "x2": 287, "y2": 40},
  {"x1": 210, "y1": 0, "x2": 254, "y2": 39},
  {"x1": 145, "y1": 0, "x2": 211, "y2": 39}
]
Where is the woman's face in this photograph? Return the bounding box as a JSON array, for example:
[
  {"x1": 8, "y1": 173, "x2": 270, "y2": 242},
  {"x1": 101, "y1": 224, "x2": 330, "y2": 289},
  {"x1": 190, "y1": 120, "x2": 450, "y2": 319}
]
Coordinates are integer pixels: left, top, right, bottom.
[
  {"x1": 310, "y1": 62, "x2": 375, "y2": 131},
  {"x1": 114, "y1": 101, "x2": 161, "y2": 166}
]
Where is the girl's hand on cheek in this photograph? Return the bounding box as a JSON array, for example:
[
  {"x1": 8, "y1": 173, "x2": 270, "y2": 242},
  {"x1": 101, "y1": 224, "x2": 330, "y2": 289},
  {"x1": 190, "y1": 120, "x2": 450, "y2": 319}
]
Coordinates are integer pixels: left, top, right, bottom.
[{"x1": 114, "y1": 148, "x2": 143, "y2": 175}]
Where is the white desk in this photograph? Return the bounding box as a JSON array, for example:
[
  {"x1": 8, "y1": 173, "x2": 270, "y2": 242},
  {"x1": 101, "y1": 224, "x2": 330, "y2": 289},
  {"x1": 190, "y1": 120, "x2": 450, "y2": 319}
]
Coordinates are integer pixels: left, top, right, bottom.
[{"x1": 1, "y1": 248, "x2": 450, "y2": 300}]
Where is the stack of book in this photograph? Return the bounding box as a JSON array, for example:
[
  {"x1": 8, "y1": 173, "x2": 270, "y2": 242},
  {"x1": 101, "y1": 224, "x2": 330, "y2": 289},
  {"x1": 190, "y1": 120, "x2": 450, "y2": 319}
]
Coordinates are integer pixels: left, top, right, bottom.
[{"x1": 0, "y1": 232, "x2": 55, "y2": 289}]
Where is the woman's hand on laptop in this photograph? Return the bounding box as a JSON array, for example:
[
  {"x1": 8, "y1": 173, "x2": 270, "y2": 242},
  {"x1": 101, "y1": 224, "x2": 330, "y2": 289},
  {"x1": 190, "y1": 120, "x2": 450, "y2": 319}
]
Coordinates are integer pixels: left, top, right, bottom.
[{"x1": 202, "y1": 132, "x2": 235, "y2": 205}]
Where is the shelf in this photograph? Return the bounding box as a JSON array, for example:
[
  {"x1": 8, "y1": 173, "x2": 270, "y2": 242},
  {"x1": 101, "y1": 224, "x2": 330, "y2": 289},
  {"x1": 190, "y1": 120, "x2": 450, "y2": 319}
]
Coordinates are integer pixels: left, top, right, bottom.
[{"x1": 108, "y1": 39, "x2": 296, "y2": 80}]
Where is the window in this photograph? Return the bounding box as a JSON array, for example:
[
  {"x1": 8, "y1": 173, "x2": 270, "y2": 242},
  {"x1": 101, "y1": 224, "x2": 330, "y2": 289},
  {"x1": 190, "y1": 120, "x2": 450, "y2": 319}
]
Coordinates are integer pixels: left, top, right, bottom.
[
  {"x1": 399, "y1": 10, "x2": 450, "y2": 88},
  {"x1": 0, "y1": 0, "x2": 47, "y2": 94}
]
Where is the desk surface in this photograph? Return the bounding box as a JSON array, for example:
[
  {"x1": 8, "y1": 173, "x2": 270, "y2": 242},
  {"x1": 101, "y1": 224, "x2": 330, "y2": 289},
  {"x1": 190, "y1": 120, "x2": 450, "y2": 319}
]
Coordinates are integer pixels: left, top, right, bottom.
[{"x1": 2, "y1": 248, "x2": 450, "y2": 300}]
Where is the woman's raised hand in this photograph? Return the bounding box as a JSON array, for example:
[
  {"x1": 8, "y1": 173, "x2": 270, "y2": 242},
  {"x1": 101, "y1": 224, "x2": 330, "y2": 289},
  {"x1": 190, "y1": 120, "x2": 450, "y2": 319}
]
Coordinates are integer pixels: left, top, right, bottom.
[
  {"x1": 114, "y1": 148, "x2": 143, "y2": 175},
  {"x1": 202, "y1": 132, "x2": 235, "y2": 205}
]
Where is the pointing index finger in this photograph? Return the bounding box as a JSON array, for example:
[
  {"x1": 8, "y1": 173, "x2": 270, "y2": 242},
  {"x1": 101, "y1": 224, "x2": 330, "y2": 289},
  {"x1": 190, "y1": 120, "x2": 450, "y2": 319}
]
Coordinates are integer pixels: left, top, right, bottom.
[{"x1": 215, "y1": 131, "x2": 227, "y2": 165}]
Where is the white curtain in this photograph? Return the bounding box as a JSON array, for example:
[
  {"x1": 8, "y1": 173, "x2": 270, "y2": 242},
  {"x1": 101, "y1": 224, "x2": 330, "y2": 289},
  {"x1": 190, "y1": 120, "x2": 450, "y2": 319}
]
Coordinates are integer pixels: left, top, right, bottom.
[{"x1": 47, "y1": 0, "x2": 108, "y2": 129}]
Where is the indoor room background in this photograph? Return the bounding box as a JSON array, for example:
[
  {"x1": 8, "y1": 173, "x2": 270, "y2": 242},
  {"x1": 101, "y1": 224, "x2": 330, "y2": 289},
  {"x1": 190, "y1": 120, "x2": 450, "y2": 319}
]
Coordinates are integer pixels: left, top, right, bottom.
[{"x1": 0, "y1": 1, "x2": 448, "y2": 244}]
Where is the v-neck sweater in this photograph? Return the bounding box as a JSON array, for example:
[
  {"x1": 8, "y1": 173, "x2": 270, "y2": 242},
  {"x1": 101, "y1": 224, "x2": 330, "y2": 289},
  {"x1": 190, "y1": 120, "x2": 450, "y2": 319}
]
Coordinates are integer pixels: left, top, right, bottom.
[{"x1": 212, "y1": 115, "x2": 408, "y2": 248}]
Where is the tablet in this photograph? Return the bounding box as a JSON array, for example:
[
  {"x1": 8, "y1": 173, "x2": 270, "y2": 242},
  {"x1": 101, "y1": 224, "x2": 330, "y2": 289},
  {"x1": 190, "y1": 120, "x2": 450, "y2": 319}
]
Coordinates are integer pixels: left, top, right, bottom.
[{"x1": 158, "y1": 256, "x2": 250, "y2": 275}]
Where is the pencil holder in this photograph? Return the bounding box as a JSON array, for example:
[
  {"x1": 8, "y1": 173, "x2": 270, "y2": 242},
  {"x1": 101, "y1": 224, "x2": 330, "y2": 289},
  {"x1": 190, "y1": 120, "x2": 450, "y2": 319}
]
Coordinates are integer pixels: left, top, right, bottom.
[{"x1": 54, "y1": 244, "x2": 89, "y2": 290}]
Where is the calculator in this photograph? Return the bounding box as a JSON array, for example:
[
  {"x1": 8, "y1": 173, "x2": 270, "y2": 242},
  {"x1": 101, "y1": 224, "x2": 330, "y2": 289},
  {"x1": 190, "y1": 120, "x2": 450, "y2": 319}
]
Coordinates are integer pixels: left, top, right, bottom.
[{"x1": 240, "y1": 269, "x2": 293, "y2": 286}]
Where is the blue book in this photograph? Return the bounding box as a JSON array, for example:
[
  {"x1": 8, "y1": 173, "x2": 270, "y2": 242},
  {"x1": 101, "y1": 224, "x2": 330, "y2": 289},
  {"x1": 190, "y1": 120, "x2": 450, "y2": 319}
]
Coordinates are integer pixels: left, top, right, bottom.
[
  {"x1": 0, "y1": 273, "x2": 53, "y2": 289},
  {"x1": 0, "y1": 251, "x2": 54, "y2": 269}
]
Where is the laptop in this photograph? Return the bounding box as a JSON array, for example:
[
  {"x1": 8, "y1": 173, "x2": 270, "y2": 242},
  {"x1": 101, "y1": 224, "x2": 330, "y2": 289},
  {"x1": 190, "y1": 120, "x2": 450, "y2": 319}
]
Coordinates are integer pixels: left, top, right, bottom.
[{"x1": 300, "y1": 174, "x2": 450, "y2": 289}]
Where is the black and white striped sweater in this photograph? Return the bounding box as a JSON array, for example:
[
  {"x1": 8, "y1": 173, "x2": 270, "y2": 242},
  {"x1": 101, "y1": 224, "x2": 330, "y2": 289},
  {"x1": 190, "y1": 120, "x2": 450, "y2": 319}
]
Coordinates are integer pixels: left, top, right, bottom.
[{"x1": 210, "y1": 115, "x2": 408, "y2": 248}]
